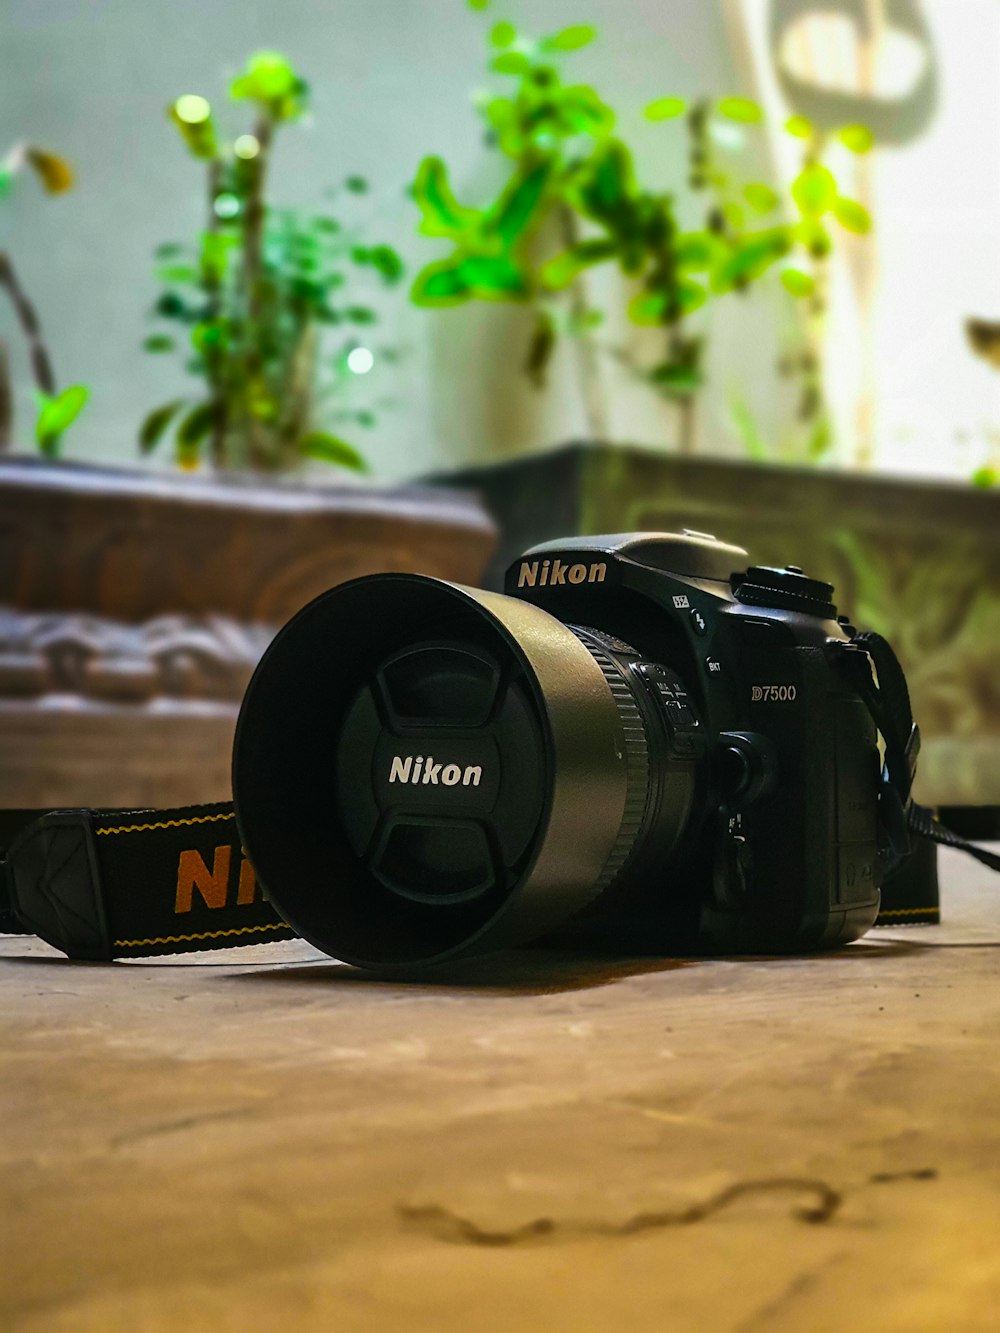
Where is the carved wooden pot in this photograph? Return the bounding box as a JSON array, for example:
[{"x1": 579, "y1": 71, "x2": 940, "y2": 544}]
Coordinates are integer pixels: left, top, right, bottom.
[{"x1": 0, "y1": 458, "x2": 496, "y2": 808}]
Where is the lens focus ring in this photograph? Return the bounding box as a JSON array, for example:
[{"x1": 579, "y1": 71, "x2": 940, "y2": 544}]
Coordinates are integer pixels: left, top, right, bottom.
[{"x1": 572, "y1": 637, "x2": 651, "y2": 898}]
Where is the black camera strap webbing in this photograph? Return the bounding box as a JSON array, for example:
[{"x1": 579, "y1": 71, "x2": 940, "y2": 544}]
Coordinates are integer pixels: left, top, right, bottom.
[
  {"x1": 846, "y1": 630, "x2": 1000, "y2": 924},
  {"x1": 0, "y1": 802, "x2": 293, "y2": 960},
  {"x1": 1, "y1": 632, "x2": 997, "y2": 961}
]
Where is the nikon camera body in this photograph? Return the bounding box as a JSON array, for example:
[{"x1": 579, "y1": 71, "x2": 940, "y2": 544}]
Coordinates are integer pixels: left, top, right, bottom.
[
  {"x1": 501, "y1": 531, "x2": 881, "y2": 955},
  {"x1": 228, "y1": 528, "x2": 887, "y2": 969}
]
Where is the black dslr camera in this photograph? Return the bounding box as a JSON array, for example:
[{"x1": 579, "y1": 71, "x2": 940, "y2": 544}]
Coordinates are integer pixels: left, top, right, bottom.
[{"x1": 231, "y1": 530, "x2": 908, "y2": 968}]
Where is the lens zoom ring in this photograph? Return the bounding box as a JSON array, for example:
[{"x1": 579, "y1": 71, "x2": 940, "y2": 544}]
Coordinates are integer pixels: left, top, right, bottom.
[{"x1": 576, "y1": 642, "x2": 651, "y2": 897}]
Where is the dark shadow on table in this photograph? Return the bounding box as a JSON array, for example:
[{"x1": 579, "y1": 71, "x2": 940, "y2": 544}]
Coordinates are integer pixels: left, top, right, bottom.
[
  {"x1": 3, "y1": 933, "x2": 995, "y2": 998},
  {"x1": 222, "y1": 945, "x2": 700, "y2": 996},
  {"x1": 218, "y1": 932, "x2": 960, "y2": 995}
]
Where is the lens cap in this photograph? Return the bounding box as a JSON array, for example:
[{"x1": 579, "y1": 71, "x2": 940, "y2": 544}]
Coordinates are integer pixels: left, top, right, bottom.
[
  {"x1": 232, "y1": 575, "x2": 632, "y2": 968},
  {"x1": 336, "y1": 640, "x2": 547, "y2": 906}
]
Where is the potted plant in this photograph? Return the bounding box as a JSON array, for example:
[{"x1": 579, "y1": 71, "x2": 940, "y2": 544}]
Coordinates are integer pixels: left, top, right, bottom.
[
  {"x1": 0, "y1": 141, "x2": 89, "y2": 455},
  {"x1": 413, "y1": 4, "x2": 1000, "y2": 808},
  {"x1": 0, "y1": 53, "x2": 496, "y2": 810}
]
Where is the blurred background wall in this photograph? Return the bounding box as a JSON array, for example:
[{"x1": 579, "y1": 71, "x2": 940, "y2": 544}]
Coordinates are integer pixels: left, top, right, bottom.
[
  {"x1": 3, "y1": 0, "x2": 999, "y2": 481},
  {"x1": 0, "y1": 0, "x2": 751, "y2": 479}
]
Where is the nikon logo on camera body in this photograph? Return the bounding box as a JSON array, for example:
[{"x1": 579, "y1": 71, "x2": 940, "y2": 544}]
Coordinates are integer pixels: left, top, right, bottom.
[
  {"x1": 517, "y1": 558, "x2": 607, "y2": 588},
  {"x1": 389, "y1": 755, "x2": 483, "y2": 787}
]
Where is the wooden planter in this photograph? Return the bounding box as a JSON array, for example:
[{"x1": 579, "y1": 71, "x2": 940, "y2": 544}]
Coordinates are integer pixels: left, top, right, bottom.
[
  {"x1": 435, "y1": 442, "x2": 1000, "y2": 807},
  {"x1": 0, "y1": 458, "x2": 496, "y2": 808}
]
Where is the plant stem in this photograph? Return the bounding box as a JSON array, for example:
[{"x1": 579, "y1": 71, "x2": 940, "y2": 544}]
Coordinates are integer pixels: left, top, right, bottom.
[
  {"x1": 0, "y1": 250, "x2": 57, "y2": 401},
  {"x1": 668, "y1": 326, "x2": 697, "y2": 456},
  {"x1": 242, "y1": 115, "x2": 274, "y2": 469},
  {"x1": 205, "y1": 156, "x2": 227, "y2": 469},
  {"x1": 555, "y1": 202, "x2": 609, "y2": 441},
  {"x1": 676, "y1": 392, "x2": 696, "y2": 455},
  {"x1": 0, "y1": 340, "x2": 11, "y2": 450}
]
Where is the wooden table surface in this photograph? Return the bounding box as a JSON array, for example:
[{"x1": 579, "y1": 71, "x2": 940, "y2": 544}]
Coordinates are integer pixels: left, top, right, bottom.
[{"x1": 3, "y1": 844, "x2": 999, "y2": 1331}]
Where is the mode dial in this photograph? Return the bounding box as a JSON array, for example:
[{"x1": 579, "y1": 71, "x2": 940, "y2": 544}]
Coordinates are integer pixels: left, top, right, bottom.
[{"x1": 732, "y1": 565, "x2": 837, "y2": 619}]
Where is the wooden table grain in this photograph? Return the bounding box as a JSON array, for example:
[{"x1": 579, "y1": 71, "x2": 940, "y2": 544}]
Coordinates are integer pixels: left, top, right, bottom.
[{"x1": 3, "y1": 845, "x2": 999, "y2": 1331}]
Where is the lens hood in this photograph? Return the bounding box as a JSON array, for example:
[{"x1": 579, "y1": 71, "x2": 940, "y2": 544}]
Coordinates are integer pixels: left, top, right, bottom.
[{"x1": 232, "y1": 575, "x2": 633, "y2": 968}]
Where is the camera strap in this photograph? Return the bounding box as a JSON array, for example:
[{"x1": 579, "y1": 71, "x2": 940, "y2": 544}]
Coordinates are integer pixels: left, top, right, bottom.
[
  {"x1": 0, "y1": 803, "x2": 293, "y2": 960},
  {"x1": 1, "y1": 632, "x2": 997, "y2": 961},
  {"x1": 844, "y1": 629, "x2": 1000, "y2": 925}
]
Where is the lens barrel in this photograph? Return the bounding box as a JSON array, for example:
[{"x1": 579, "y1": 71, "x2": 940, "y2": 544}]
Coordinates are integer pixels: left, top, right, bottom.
[{"x1": 232, "y1": 575, "x2": 655, "y2": 968}]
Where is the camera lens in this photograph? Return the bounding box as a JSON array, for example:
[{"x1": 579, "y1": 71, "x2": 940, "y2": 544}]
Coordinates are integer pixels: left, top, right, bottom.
[{"x1": 232, "y1": 575, "x2": 697, "y2": 968}]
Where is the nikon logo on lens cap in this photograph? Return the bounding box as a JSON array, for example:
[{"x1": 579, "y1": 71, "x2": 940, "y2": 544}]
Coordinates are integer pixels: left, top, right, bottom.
[
  {"x1": 374, "y1": 734, "x2": 500, "y2": 809},
  {"x1": 388, "y1": 755, "x2": 483, "y2": 787}
]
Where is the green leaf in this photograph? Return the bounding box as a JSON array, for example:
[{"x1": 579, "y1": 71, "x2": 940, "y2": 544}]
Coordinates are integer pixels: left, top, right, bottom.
[
  {"x1": 412, "y1": 253, "x2": 528, "y2": 306},
  {"x1": 154, "y1": 242, "x2": 185, "y2": 259},
  {"x1": 230, "y1": 51, "x2": 306, "y2": 120},
  {"x1": 368, "y1": 244, "x2": 404, "y2": 283},
  {"x1": 723, "y1": 201, "x2": 745, "y2": 231},
  {"x1": 491, "y1": 51, "x2": 530, "y2": 75},
  {"x1": 540, "y1": 24, "x2": 596, "y2": 52},
  {"x1": 345, "y1": 306, "x2": 376, "y2": 324},
  {"x1": 744, "y1": 182, "x2": 778, "y2": 213},
  {"x1": 807, "y1": 416, "x2": 833, "y2": 458},
  {"x1": 795, "y1": 217, "x2": 832, "y2": 258},
  {"x1": 629, "y1": 291, "x2": 665, "y2": 325},
  {"x1": 630, "y1": 280, "x2": 706, "y2": 324},
  {"x1": 492, "y1": 162, "x2": 550, "y2": 247},
  {"x1": 780, "y1": 267, "x2": 815, "y2": 298},
  {"x1": 717, "y1": 96, "x2": 762, "y2": 124},
  {"x1": 155, "y1": 291, "x2": 190, "y2": 320},
  {"x1": 540, "y1": 239, "x2": 616, "y2": 290},
  {"x1": 578, "y1": 140, "x2": 634, "y2": 221},
  {"x1": 458, "y1": 253, "x2": 528, "y2": 297},
  {"x1": 490, "y1": 20, "x2": 516, "y2": 47},
  {"x1": 712, "y1": 227, "x2": 790, "y2": 291},
  {"x1": 412, "y1": 157, "x2": 478, "y2": 239},
  {"x1": 791, "y1": 163, "x2": 837, "y2": 215},
  {"x1": 345, "y1": 175, "x2": 368, "y2": 193},
  {"x1": 643, "y1": 96, "x2": 686, "y2": 121},
  {"x1": 139, "y1": 400, "x2": 185, "y2": 453},
  {"x1": 675, "y1": 231, "x2": 720, "y2": 272},
  {"x1": 35, "y1": 385, "x2": 89, "y2": 455},
  {"x1": 191, "y1": 321, "x2": 224, "y2": 355},
  {"x1": 300, "y1": 431, "x2": 368, "y2": 471},
  {"x1": 484, "y1": 96, "x2": 515, "y2": 134},
  {"x1": 143, "y1": 334, "x2": 176, "y2": 353},
  {"x1": 524, "y1": 312, "x2": 556, "y2": 388},
  {"x1": 177, "y1": 400, "x2": 218, "y2": 450},
  {"x1": 649, "y1": 362, "x2": 703, "y2": 395},
  {"x1": 156, "y1": 264, "x2": 198, "y2": 284},
  {"x1": 972, "y1": 466, "x2": 998, "y2": 489},
  {"x1": 785, "y1": 115, "x2": 814, "y2": 139},
  {"x1": 467, "y1": 0, "x2": 490, "y2": 9},
  {"x1": 832, "y1": 196, "x2": 871, "y2": 234},
  {"x1": 411, "y1": 260, "x2": 470, "y2": 305},
  {"x1": 677, "y1": 280, "x2": 707, "y2": 315},
  {"x1": 838, "y1": 123, "x2": 874, "y2": 154},
  {"x1": 559, "y1": 85, "x2": 615, "y2": 138}
]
